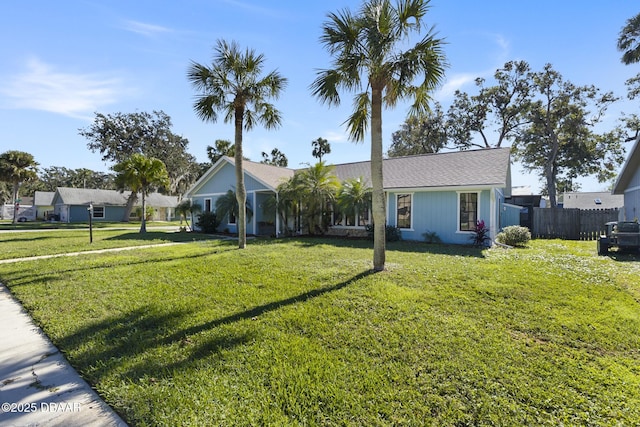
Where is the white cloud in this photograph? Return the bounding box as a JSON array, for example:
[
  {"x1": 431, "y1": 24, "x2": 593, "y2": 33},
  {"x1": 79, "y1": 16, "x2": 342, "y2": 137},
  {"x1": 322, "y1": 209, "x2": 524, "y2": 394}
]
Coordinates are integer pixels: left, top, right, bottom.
[
  {"x1": 324, "y1": 130, "x2": 349, "y2": 143},
  {"x1": 0, "y1": 58, "x2": 124, "y2": 120},
  {"x1": 122, "y1": 20, "x2": 173, "y2": 37},
  {"x1": 436, "y1": 73, "x2": 479, "y2": 100}
]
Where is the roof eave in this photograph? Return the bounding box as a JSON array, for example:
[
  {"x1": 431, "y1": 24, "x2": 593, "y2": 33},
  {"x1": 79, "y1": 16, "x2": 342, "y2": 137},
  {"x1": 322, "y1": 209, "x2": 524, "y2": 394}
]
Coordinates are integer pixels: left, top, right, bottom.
[{"x1": 613, "y1": 135, "x2": 640, "y2": 194}]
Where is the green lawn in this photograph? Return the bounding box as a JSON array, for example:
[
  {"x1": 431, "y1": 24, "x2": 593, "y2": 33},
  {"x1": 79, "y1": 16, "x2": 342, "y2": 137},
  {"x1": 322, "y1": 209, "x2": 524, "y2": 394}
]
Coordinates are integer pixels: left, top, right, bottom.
[
  {"x1": 0, "y1": 228, "x2": 214, "y2": 260},
  {"x1": 0, "y1": 233, "x2": 638, "y2": 426}
]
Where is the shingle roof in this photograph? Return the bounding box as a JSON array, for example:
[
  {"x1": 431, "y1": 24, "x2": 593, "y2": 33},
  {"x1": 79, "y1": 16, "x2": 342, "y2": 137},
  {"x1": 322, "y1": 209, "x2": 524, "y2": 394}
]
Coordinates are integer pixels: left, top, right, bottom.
[
  {"x1": 187, "y1": 148, "x2": 511, "y2": 196},
  {"x1": 562, "y1": 192, "x2": 623, "y2": 209},
  {"x1": 332, "y1": 148, "x2": 511, "y2": 189},
  {"x1": 232, "y1": 157, "x2": 295, "y2": 189},
  {"x1": 53, "y1": 187, "x2": 178, "y2": 207}
]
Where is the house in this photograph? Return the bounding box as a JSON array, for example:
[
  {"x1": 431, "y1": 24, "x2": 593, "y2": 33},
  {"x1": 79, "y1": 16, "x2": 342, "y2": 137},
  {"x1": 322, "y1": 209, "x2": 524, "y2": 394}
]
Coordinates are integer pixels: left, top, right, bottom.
[
  {"x1": 51, "y1": 187, "x2": 178, "y2": 223},
  {"x1": 185, "y1": 148, "x2": 519, "y2": 244},
  {"x1": 561, "y1": 191, "x2": 623, "y2": 210},
  {"x1": 613, "y1": 135, "x2": 640, "y2": 221},
  {"x1": 34, "y1": 191, "x2": 55, "y2": 220}
]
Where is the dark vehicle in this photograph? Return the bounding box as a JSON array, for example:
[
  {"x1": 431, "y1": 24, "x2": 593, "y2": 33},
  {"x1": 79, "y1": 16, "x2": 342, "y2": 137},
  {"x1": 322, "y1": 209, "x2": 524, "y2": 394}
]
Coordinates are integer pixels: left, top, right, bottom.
[{"x1": 598, "y1": 221, "x2": 640, "y2": 255}]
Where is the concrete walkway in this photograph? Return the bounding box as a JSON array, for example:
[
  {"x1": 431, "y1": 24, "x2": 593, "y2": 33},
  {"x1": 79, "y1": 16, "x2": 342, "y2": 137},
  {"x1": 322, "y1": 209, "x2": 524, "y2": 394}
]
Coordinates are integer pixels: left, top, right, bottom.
[{"x1": 0, "y1": 284, "x2": 127, "y2": 426}]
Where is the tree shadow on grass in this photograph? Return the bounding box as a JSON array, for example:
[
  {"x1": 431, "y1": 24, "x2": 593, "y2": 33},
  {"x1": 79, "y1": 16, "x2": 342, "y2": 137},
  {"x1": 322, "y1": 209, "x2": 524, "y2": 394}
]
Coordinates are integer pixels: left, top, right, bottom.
[
  {"x1": 1, "y1": 251, "x2": 220, "y2": 289},
  {"x1": 267, "y1": 236, "x2": 488, "y2": 258},
  {"x1": 54, "y1": 269, "x2": 373, "y2": 385},
  {"x1": 103, "y1": 231, "x2": 223, "y2": 243}
]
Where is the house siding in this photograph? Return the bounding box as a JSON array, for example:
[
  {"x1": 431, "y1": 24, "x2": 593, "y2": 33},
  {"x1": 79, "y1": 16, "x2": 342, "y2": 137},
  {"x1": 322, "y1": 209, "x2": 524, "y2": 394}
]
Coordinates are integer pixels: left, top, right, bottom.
[
  {"x1": 64, "y1": 205, "x2": 125, "y2": 222},
  {"x1": 622, "y1": 167, "x2": 640, "y2": 221},
  {"x1": 387, "y1": 189, "x2": 495, "y2": 244},
  {"x1": 190, "y1": 163, "x2": 275, "y2": 235}
]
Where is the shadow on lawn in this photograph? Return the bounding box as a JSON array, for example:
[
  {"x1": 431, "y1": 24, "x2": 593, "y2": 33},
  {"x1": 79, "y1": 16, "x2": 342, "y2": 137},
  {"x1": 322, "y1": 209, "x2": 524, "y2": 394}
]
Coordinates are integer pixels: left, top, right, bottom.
[
  {"x1": 103, "y1": 231, "x2": 219, "y2": 243},
  {"x1": 1, "y1": 250, "x2": 222, "y2": 289},
  {"x1": 55, "y1": 269, "x2": 373, "y2": 384},
  {"x1": 269, "y1": 236, "x2": 488, "y2": 258}
]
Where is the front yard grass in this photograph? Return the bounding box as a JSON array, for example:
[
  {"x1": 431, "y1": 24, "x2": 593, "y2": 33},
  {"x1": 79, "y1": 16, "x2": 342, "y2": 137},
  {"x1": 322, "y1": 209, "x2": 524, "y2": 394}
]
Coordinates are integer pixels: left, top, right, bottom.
[
  {"x1": 0, "y1": 229, "x2": 215, "y2": 260},
  {"x1": 0, "y1": 235, "x2": 638, "y2": 426}
]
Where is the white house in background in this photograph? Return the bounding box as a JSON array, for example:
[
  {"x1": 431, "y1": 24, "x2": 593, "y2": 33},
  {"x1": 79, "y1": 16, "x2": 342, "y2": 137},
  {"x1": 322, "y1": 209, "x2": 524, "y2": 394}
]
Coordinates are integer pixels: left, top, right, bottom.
[{"x1": 613, "y1": 135, "x2": 640, "y2": 221}]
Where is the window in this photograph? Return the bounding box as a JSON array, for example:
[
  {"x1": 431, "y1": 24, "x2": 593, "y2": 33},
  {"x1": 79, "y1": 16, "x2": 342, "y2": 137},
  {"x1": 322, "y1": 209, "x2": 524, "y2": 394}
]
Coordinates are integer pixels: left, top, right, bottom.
[
  {"x1": 204, "y1": 199, "x2": 212, "y2": 213},
  {"x1": 228, "y1": 211, "x2": 236, "y2": 224},
  {"x1": 459, "y1": 192, "x2": 478, "y2": 231},
  {"x1": 92, "y1": 206, "x2": 105, "y2": 219},
  {"x1": 396, "y1": 194, "x2": 412, "y2": 229}
]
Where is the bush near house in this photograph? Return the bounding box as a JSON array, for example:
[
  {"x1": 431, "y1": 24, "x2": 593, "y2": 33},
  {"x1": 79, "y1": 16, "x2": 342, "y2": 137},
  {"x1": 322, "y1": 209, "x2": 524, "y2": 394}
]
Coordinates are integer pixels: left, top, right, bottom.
[
  {"x1": 196, "y1": 211, "x2": 220, "y2": 233},
  {"x1": 365, "y1": 224, "x2": 402, "y2": 242},
  {"x1": 497, "y1": 225, "x2": 532, "y2": 247}
]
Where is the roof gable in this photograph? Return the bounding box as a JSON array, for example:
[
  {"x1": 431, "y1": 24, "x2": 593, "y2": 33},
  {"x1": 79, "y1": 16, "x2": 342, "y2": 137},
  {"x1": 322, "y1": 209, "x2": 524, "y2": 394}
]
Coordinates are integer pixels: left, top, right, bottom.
[
  {"x1": 34, "y1": 191, "x2": 55, "y2": 206},
  {"x1": 185, "y1": 156, "x2": 295, "y2": 197}
]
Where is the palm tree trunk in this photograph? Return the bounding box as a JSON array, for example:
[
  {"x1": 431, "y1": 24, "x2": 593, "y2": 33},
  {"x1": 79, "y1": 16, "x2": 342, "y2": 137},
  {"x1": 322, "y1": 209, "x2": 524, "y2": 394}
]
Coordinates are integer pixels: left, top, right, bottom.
[
  {"x1": 140, "y1": 192, "x2": 147, "y2": 233},
  {"x1": 235, "y1": 104, "x2": 247, "y2": 249},
  {"x1": 371, "y1": 83, "x2": 386, "y2": 271}
]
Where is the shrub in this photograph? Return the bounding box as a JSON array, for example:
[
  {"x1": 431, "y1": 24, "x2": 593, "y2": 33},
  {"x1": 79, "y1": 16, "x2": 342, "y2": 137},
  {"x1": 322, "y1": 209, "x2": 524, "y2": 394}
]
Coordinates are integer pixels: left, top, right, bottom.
[
  {"x1": 196, "y1": 211, "x2": 220, "y2": 234},
  {"x1": 496, "y1": 225, "x2": 531, "y2": 247},
  {"x1": 365, "y1": 224, "x2": 402, "y2": 242}
]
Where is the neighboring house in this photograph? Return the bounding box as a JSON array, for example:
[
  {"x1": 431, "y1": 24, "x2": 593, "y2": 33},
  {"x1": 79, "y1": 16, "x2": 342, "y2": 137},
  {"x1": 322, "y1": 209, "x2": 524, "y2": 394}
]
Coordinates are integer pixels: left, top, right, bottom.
[
  {"x1": 51, "y1": 187, "x2": 178, "y2": 223},
  {"x1": 34, "y1": 191, "x2": 55, "y2": 220},
  {"x1": 185, "y1": 148, "x2": 518, "y2": 244},
  {"x1": 613, "y1": 135, "x2": 640, "y2": 221},
  {"x1": 561, "y1": 191, "x2": 623, "y2": 210}
]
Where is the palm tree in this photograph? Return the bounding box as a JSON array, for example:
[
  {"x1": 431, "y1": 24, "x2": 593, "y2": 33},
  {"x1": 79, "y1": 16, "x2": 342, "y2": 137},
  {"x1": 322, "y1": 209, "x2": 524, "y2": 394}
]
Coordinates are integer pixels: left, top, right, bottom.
[
  {"x1": 311, "y1": 137, "x2": 331, "y2": 162},
  {"x1": 618, "y1": 13, "x2": 640, "y2": 65},
  {"x1": 113, "y1": 154, "x2": 170, "y2": 233},
  {"x1": 176, "y1": 199, "x2": 202, "y2": 231},
  {"x1": 215, "y1": 190, "x2": 253, "y2": 226},
  {"x1": 311, "y1": 0, "x2": 446, "y2": 271},
  {"x1": 0, "y1": 150, "x2": 39, "y2": 223},
  {"x1": 337, "y1": 177, "x2": 372, "y2": 226},
  {"x1": 188, "y1": 39, "x2": 287, "y2": 249},
  {"x1": 297, "y1": 162, "x2": 340, "y2": 234}
]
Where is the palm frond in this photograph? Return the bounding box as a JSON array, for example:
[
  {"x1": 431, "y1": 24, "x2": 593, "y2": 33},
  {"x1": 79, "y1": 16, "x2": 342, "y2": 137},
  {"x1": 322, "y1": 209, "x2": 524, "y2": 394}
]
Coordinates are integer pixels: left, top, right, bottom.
[{"x1": 345, "y1": 92, "x2": 371, "y2": 141}]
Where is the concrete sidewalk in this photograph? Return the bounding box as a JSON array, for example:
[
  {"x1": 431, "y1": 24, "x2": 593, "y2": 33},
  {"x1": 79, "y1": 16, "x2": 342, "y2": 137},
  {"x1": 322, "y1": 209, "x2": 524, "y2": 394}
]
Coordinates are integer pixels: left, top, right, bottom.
[{"x1": 0, "y1": 284, "x2": 127, "y2": 427}]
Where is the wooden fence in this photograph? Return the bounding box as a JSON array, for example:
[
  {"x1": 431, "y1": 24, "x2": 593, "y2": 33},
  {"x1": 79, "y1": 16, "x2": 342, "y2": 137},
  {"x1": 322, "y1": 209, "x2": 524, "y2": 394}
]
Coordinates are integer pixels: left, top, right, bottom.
[{"x1": 532, "y1": 208, "x2": 620, "y2": 240}]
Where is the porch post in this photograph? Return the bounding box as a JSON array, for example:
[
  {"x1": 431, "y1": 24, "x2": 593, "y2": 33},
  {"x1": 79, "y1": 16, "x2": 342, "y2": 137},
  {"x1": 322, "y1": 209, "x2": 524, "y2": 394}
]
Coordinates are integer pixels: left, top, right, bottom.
[{"x1": 275, "y1": 192, "x2": 280, "y2": 237}]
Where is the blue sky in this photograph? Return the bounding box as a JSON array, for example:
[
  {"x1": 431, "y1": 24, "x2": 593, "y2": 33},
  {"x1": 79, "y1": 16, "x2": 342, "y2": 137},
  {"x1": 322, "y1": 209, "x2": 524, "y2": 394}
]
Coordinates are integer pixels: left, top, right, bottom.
[{"x1": 1, "y1": 0, "x2": 638, "y2": 192}]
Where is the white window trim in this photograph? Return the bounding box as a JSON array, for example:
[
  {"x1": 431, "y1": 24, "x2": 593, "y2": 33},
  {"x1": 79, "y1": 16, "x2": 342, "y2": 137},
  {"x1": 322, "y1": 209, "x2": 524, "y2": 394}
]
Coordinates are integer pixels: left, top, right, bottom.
[
  {"x1": 396, "y1": 193, "x2": 414, "y2": 230},
  {"x1": 456, "y1": 191, "x2": 481, "y2": 233},
  {"x1": 204, "y1": 198, "x2": 212, "y2": 213}
]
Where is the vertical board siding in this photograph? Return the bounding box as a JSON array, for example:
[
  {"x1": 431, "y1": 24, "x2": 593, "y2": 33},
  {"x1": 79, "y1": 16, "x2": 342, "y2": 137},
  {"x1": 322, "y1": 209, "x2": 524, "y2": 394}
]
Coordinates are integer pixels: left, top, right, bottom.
[
  {"x1": 532, "y1": 208, "x2": 620, "y2": 240},
  {"x1": 394, "y1": 190, "x2": 492, "y2": 244}
]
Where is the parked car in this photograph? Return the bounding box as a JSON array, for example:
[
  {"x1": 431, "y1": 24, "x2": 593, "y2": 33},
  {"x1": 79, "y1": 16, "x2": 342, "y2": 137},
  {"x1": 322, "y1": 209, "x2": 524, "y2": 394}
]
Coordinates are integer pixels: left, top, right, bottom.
[{"x1": 597, "y1": 221, "x2": 640, "y2": 255}]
